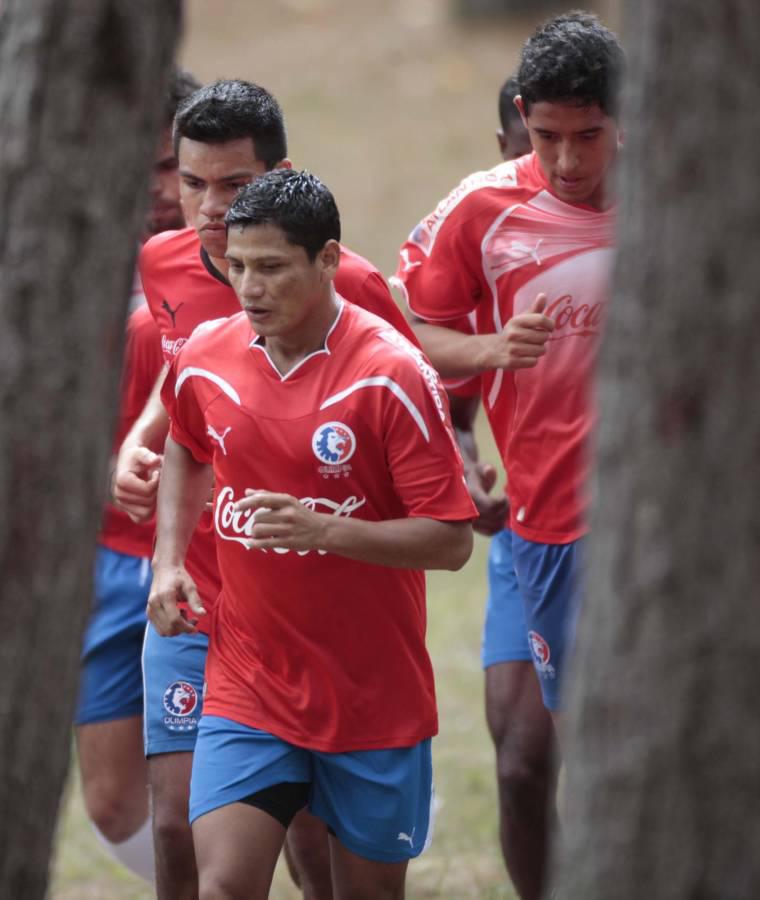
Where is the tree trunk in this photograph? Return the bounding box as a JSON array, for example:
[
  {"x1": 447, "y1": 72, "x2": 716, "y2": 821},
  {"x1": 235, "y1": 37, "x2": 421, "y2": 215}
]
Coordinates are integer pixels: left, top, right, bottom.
[
  {"x1": 555, "y1": 2, "x2": 760, "y2": 898},
  {"x1": 0, "y1": 2, "x2": 181, "y2": 895}
]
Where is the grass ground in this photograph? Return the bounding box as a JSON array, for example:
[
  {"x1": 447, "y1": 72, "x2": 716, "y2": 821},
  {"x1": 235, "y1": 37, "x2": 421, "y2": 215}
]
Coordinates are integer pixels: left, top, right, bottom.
[{"x1": 49, "y1": 1, "x2": 620, "y2": 894}]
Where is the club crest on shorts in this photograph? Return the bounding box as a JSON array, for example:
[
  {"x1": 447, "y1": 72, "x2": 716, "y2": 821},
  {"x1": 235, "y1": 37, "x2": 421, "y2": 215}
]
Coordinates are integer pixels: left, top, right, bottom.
[
  {"x1": 528, "y1": 631, "x2": 556, "y2": 680},
  {"x1": 162, "y1": 681, "x2": 200, "y2": 732},
  {"x1": 312, "y1": 421, "x2": 356, "y2": 478}
]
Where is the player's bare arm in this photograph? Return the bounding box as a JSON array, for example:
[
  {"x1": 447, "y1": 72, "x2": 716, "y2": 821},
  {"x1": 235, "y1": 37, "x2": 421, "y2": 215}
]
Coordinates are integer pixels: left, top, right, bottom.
[
  {"x1": 236, "y1": 490, "x2": 473, "y2": 570},
  {"x1": 412, "y1": 293, "x2": 554, "y2": 379},
  {"x1": 148, "y1": 436, "x2": 213, "y2": 637},
  {"x1": 112, "y1": 364, "x2": 170, "y2": 521},
  {"x1": 449, "y1": 392, "x2": 508, "y2": 537}
]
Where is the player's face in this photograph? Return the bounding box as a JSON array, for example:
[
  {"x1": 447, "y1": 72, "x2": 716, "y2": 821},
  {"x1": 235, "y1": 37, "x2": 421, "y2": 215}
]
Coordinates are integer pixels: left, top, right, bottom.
[
  {"x1": 145, "y1": 129, "x2": 184, "y2": 237},
  {"x1": 518, "y1": 100, "x2": 619, "y2": 209},
  {"x1": 226, "y1": 224, "x2": 339, "y2": 342},
  {"x1": 177, "y1": 137, "x2": 269, "y2": 259}
]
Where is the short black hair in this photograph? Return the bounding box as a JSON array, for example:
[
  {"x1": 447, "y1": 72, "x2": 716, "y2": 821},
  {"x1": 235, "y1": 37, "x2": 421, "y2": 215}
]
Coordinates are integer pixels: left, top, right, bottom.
[
  {"x1": 173, "y1": 79, "x2": 287, "y2": 168},
  {"x1": 164, "y1": 67, "x2": 201, "y2": 129},
  {"x1": 517, "y1": 11, "x2": 624, "y2": 117},
  {"x1": 225, "y1": 169, "x2": 341, "y2": 261},
  {"x1": 498, "y1": 75, "x2": 522, "y2": 132}
]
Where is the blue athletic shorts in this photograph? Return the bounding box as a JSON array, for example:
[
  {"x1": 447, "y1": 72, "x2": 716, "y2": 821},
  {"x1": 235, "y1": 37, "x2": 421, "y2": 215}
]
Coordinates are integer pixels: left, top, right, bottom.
[
  {"x1": 190, "y1": 716, "x2": 435, "y2": 864},
  {"x1": 511, "y1": 534, "x2": 584, "y2": 711},
  {"x1": 142, "y1": 623, "x2": 208, "y2": 755},
  {"x1": 481, "y1": 528, "x2": 532, "y2": 668},
  {"x1": 75, "y1": 545, "x2": 151, "y2": 726}
]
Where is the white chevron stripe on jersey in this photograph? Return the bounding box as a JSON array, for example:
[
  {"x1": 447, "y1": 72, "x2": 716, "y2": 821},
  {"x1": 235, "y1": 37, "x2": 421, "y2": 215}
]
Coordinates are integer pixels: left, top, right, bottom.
[
  {"x1": 175, "y1": 367, "x2": 241, "y2": 405},
  {"x1": 320, "y1": 377, "x2": 430, "y2": 442}
]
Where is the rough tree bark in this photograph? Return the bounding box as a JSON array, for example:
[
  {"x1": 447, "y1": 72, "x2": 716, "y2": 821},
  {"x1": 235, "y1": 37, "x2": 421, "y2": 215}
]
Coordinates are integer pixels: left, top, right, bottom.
[
  {"x1": 0, "y1": 2, "x2": 181, "y2": 896},
  {"x1": 555, "y1": 2, "x2": 760, "y2": 899}
]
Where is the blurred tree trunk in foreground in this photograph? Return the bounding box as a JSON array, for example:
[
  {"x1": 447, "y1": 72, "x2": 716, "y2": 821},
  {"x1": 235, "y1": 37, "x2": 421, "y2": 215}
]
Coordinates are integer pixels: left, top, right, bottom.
[
  {"x1": 0, "y1": 2, "x2": 181, "y2": 896},
  {"x1": 556, "y1": 2, "x2": 760, "y2": 899}
]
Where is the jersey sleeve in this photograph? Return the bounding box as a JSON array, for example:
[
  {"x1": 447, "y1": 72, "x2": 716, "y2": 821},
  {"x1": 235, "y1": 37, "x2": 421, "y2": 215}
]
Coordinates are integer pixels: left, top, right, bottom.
[
  {"x1": 161, "y1": 354, "x2": 214, "y2": 465},
  {"x1": 392, "y1": 193, "x2": 484, "y2": 325},
  {"x1": 355, "y1": 270, "x2": 419, "y2": 345},
  {"x1": 374, "y1": 344, "x2": 477, "y2": 522},
  {"x1": 120, "y1": 306, "x2": 165, "y2": 428}
]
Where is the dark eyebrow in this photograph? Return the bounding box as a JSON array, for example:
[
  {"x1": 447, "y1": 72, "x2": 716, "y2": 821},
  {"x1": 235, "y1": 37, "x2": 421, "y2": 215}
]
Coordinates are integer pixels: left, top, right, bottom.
[{"x1": 221, "y1": 172, "x2": 255, "y2": 183}]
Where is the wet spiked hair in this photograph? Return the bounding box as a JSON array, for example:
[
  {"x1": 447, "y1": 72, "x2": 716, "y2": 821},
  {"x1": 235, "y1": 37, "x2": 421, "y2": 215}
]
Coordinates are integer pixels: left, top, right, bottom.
[
  {"x1": 173, "y1": 79, "x2": 287, "y2": 168},
  {"x1": 225, "y1": 169, "x2": 341, "y2": 261},
  {"x1": 517, "y1": 11, "x2": 625, "y2": 117}
]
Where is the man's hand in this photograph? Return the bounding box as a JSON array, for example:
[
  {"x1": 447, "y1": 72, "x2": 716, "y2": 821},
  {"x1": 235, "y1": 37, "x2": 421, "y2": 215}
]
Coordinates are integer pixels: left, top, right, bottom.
[
  {"x1": 234, "y1": 491, "x2": 327, "y2": 552},
  {"x1": 147, "y1": 565, "x2": 206, "y2": 636},
  {"x1": 112, "y1": 446, "x2": 162, "y2": 522},
  {"x1": 476, "y1": 292, "x2": 555, "y2": 371},
  {"x1": 465, "y1": 461, "x2": 509, "y2": 536}
]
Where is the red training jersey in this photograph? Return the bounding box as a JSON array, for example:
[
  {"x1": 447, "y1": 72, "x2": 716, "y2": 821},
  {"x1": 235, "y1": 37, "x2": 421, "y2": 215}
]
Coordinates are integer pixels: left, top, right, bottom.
[
  {"x1": 140, "y1": 227, "x2": 419, "y2": 632},
  {"x1": 163, "y1": 302, "x2": 476, "y2": 752},
  {"x1": 98, "y1": 304, "x2": 164, "y2": 558},
  {"x1": 393, "y1": 153, "x2": 615, "y2": 543}
]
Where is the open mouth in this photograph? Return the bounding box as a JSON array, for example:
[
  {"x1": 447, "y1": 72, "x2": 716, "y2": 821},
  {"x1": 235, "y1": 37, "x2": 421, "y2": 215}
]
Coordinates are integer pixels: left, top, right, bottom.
[{"x1": 557, "y1": 176, "x2": 585, "y2": 190}]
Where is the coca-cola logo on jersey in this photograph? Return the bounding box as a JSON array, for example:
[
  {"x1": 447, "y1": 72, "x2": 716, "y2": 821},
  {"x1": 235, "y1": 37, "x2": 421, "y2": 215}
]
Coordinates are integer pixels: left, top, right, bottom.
[
  {"x1": 544, "y1": 294, "x2": 606, "y2": 340},
  {"x1": 214, "y1": 486, "x2": 366, "y2": 556},
  {"x1": 161, "y1": 334, "x2": 187, "y2": 356}
]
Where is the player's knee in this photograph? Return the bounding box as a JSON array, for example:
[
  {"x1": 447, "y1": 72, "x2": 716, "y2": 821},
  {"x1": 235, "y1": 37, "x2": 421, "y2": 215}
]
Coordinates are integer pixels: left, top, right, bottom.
[
  {"x1": 86, "y1": 790, "x2": 144, "y2": 844},
  {"x1": 496, "y1": 749, "x2": 550, "y2": 817},
  {"x1": 152, "y1": 803, "x2": 194, "y2": 862},
  {"x1": 287, "y1": 845, "x2": 332, "y2": 897},
  {"x1": 198, "y1": 868, "x2": 256, "y2": 900}
]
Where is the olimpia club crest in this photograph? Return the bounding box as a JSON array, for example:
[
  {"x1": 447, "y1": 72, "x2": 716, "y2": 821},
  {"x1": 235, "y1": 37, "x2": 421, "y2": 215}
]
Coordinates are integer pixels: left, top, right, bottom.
[
  {"x1": 162, "y1": 681, "x2": 200, "y2": 732},
  {"x1": 312, "y1": 421, "x2": 356, "y2": 478}
]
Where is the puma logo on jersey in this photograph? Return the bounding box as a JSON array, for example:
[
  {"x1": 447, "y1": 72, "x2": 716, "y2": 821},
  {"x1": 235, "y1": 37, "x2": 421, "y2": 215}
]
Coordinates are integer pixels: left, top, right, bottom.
[
  {"x1": 397, "y1": 829, "x2": 415, "y2": 847},
  {"x1": 507, "y1": 239, "x2": 543, "y2": 266},
  {"x1": 162, "y1": 298, "x2": 184, "y2": 327},
  {"x1": 207, "y1": 425, "x2": 231, "y2": 456},
  {"x1": 399, "y1": 248, "x2": 421, "y2": 273}
]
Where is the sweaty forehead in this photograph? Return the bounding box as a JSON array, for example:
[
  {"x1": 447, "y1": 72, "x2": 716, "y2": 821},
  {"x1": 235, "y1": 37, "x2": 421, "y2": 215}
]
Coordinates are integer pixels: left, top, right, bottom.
[
  {"x1": 226, "y1": 223, "x2": 297, "y2": 258},
  {"x1": 527, "y1": 101, "x2": 611, "y2": 131},
  {"x1": 178, "y1": 136, "x2": 265, "y2": 178}
]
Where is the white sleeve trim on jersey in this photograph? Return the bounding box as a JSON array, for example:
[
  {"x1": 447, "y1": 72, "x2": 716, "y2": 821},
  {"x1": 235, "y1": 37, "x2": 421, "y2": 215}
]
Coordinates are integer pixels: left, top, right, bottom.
[
  {"x1": 320, "y1": 376, "x2": 430, "y2": 442},
  {"x1": 174, "y1": 367, "x2": 241, "y2": 405}
]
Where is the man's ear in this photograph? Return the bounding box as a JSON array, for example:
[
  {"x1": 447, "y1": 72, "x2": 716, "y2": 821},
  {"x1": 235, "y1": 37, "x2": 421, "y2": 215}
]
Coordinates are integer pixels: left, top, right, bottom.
[
  {"x1": 496, "y1": 129, "x2": 509, "y2": 161},
  {"x1": 274, "y1": 158, "x2": 293, "y2": 170},
  {"x1": 514, "y1": 95, "x2": 529, "y2": 130},
  {"x1": 318, "y1": 239, "x2": 341, "y2": 281}
]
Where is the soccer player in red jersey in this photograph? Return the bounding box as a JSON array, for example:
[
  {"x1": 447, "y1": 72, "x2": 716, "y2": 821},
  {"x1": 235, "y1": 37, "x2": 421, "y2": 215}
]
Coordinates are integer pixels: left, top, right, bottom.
[
  {"x1": 437, "y1": 70, "x2": 558, "y2": 900},
  {"x1": 149, "y1": 169, "x2": 475, "y2": 900},
  {"x1": 73, "y1": 67, "x2": 199, "y2": 883},
  {"x1": 393, "y1": 14, "x2": 624, "y2": 899},
  {"x1": 112, "y1": 80, "x2": 420, "y2": 898}
]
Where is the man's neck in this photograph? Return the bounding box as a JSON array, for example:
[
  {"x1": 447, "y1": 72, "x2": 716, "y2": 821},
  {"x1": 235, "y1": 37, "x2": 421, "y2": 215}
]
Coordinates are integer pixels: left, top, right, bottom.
[
  {"x1": 263, "y1": 291, "x2": 341, "y2": 377},
  {"x1": 199, "y1": 246, "x2": 232, "y2": 286},
  {"x1": 209, "y1": 253, "x2": 230, "y2": 279}
]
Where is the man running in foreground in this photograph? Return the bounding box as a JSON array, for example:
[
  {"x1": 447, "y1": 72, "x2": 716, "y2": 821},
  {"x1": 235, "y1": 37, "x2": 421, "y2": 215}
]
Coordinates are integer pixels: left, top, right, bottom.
[
  {"x1": 114, "y1": 79, "x2": 419, "y2": 899},
  {"x1": 150, "y1": 169, "x2": 475, "y2": 899}
]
